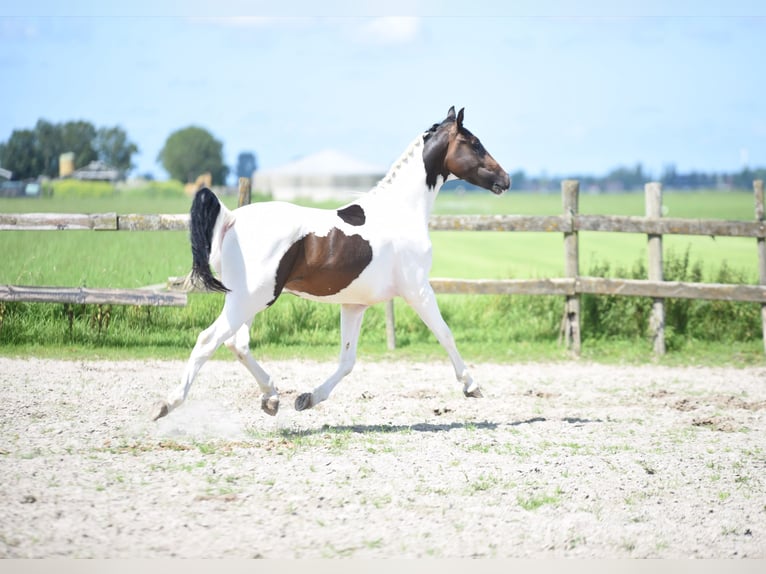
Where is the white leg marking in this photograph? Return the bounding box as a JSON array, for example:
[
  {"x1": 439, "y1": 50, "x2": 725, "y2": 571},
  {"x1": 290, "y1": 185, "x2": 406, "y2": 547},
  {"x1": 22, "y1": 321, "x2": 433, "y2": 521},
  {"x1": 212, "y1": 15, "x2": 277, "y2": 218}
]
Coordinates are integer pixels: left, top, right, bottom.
[
  {"x1": 404, "y1": 284, "x2": 482, "y2": 398},
  {"x1": 295, "y1": 304, "x2": 367, "y2": 411},
  {"x1": 152, "y1": 310, "x2": 241, "y2": 420},
  {"x1": 224, "y1": 322, "x2": 280, "y2": 416}
]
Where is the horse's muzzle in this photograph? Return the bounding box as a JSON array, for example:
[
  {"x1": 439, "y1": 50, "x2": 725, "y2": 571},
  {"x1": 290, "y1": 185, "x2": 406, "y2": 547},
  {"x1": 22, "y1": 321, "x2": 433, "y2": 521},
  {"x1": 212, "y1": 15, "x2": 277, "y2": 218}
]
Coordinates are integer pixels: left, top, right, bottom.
[
  {"x1": 491, "y1": 173, "x2": 511, "y2": 194},
  {"x1": 490, "y1": 172, "x2": 511, "y2": 195},
  {"x1": 491, "y1": 182, "x2": 508, "y2": 195}
]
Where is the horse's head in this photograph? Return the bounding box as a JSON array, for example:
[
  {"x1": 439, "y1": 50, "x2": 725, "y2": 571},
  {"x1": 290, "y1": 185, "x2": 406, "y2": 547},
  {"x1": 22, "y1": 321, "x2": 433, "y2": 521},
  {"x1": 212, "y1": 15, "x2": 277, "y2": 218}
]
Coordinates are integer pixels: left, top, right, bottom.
[{"x1": 423, "y1": 106, "x2": 510, "y2": 194}]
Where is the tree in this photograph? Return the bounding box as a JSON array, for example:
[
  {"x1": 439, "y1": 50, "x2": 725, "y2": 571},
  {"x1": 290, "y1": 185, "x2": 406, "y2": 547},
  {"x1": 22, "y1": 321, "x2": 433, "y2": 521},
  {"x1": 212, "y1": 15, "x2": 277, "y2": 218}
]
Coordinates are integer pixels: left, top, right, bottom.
[
  {"x1": 157, "y1": 126, "x2": 228, "y2": 185},
  {"x1": 60, "y1": 120, "x2": 97, "y2": 169},
  {"x1": 605, "y1": 163, "x2": 647, "y2": 191},
  {"x1": 0, "y1": 129, "x2": 43, "y2": 180},
  {"x1": 34, "y1": 119, "x2": 64, "y2": 177},
  {"x1": 509, "y1": 169, "x2": 526, "y2": 191},
  {"x1": 236, "y1": 151, "x2": 257, "y2": 180},
  {"x1": 0, "y1": 118, "x2": 139, "y2": 180},
  {"x1": 95, "y1": 126, "x2": 139, "y2": 176}
]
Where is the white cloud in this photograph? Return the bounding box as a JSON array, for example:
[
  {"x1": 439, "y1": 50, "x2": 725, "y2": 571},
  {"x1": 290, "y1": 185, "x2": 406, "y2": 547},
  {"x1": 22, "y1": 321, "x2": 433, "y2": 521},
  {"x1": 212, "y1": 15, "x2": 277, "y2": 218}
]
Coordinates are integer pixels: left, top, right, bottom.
[{"x1": 355, "y1": 17, "x2": 420, "y2": 45}]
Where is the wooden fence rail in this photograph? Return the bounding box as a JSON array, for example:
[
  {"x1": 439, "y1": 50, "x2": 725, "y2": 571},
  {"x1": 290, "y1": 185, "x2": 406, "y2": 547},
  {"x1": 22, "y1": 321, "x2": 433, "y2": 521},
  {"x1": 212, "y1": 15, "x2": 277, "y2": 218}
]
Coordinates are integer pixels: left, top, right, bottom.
[
  {"x1": 2, "y1": 179, "x2": 765, "y2": 355},
  {"x1": 0, "y1": 285, "x2": 186, "y2": 307},
  {"x1": 5, "y1": 211, "x2": 766, "y2": 237}
]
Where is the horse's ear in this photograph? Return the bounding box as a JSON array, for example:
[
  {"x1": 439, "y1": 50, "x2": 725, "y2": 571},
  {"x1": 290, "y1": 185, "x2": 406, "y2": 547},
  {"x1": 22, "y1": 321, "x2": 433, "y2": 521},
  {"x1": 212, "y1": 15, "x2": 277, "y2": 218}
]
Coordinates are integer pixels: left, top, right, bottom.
[
  {"x1": 446, "y1": 106, "x2": 456, "y2": 121},
  {"x1": 457, "y1": 107, "x2": 465, "y2": 129}
]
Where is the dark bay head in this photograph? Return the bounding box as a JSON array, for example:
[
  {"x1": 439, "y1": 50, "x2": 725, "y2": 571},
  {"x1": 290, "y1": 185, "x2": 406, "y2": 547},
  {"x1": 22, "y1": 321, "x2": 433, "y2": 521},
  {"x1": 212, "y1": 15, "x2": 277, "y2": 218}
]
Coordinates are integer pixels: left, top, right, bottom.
[{"x1": 423, "y1": 106, "x2": 510, "y2": 194}]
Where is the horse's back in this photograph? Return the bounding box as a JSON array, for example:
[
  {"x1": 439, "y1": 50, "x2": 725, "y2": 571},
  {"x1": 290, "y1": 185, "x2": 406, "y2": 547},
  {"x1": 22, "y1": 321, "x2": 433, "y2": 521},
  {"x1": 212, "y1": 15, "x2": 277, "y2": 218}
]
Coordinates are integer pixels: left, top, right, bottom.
[{"x1": 226, "y1": 202, "x2": 314, "y2": 255}]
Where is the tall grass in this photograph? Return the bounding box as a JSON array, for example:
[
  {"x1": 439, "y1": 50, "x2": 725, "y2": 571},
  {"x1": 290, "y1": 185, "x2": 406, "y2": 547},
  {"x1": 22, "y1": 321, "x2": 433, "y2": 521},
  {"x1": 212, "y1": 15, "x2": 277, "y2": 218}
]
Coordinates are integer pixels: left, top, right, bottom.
[{"x1": 581, "y1": 247, "x2": 760, "y2": 350}]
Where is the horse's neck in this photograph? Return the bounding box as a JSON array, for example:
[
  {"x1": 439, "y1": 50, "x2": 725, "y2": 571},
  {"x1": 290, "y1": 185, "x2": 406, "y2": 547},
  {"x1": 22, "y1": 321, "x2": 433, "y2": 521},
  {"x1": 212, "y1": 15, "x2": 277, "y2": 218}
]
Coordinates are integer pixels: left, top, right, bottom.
[{"x1": 370, "y1": 134, "x2": 444, "y2": 219}]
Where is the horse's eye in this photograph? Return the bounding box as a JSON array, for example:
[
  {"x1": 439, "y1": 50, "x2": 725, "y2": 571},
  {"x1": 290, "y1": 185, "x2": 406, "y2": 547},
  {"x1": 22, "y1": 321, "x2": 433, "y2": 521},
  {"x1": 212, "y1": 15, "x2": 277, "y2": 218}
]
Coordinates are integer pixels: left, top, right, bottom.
[{"x1": 472, "y1": 140, "x2": 483, "y2": 152}]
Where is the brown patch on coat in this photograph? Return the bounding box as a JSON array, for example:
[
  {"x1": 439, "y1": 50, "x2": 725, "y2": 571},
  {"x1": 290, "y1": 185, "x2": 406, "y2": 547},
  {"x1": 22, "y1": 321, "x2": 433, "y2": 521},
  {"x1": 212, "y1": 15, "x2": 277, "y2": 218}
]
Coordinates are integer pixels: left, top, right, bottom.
[{"x1": 271, "y1": 228, "x2": 373, "y2": 301}]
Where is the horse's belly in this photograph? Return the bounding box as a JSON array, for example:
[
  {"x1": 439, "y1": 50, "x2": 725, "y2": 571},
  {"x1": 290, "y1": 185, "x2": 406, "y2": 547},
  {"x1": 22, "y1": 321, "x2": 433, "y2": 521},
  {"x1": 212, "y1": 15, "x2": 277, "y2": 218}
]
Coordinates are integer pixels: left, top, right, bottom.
[{"x1": 285, "y1": 272, "x2": 394, "y2": 304}]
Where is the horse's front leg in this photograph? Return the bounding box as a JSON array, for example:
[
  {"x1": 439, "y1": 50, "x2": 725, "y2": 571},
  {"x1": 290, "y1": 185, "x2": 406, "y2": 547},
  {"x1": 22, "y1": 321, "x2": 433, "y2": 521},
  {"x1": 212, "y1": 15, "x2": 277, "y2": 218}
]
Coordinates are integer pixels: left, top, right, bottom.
[
  {"x1": 295, "y1": 304, "x2": 368, "y2": 411},
  {"x1": 403, "y1": 284, "x2": 482, "y2": 398}
]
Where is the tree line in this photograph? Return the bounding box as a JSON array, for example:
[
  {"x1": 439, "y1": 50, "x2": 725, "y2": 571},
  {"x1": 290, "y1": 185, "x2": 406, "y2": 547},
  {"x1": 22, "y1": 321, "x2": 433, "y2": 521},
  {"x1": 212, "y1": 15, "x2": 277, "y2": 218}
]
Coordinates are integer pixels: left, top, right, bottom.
[
  {"x1": 2, "y1": 118, "x2": 761, "y2": 191},
  {"x1": 0, "y1": 120, "x2": 256, "y2": 186},
  {"x1": 506, "y1": 163, "x2": 766, "y2": 193},
  {"x1": 0, "y1": 120, "x2": 138, "y2": 181}
]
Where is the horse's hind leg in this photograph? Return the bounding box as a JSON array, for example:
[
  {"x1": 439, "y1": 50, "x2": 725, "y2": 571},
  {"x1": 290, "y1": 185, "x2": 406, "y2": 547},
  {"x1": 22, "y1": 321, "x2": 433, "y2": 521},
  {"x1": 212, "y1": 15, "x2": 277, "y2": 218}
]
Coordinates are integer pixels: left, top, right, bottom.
[
  {"x1": 295, "y1": 304, "x2": 367, "y2": 411},
  {"x1": 224, "y1": 321, "x2": 280, "y2": 416},
  {"x1": 403, "y1": 285, "x2": 482, "y2": 398},
  {"x1": 151, "y1": 310, "x2": 242, "y2": 421}
]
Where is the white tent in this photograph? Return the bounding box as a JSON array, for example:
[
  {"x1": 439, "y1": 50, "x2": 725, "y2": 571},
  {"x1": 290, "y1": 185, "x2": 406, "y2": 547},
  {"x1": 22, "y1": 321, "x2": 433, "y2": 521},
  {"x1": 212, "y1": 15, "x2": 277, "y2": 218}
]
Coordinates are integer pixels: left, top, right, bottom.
[{"x1": 254, "y1": 149, "x2": 386, "y2": 202}]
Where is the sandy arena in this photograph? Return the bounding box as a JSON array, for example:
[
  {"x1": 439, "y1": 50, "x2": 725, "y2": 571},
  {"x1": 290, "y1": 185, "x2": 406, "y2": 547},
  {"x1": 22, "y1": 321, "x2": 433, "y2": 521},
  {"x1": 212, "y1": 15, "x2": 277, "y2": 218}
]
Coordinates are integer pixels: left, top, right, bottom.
[{"x1": 1, "y1": 356, "x2": 764, "y2": 558}]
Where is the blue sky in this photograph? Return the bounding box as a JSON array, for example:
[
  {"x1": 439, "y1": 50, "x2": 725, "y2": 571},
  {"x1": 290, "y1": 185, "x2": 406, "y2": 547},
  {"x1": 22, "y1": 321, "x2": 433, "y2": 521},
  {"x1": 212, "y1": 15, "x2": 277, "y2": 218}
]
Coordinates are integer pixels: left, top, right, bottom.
[{"x1": 1, "y1": 1, "x2": 765, "y2": 182}]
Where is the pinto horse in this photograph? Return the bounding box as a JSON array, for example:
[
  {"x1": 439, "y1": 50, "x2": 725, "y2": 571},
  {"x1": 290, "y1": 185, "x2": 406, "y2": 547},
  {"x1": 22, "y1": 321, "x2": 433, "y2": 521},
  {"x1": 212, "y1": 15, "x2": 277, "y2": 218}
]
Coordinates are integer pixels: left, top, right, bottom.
[{"x1": 152, "y1": 106, "x2": 510, "y2": 421}]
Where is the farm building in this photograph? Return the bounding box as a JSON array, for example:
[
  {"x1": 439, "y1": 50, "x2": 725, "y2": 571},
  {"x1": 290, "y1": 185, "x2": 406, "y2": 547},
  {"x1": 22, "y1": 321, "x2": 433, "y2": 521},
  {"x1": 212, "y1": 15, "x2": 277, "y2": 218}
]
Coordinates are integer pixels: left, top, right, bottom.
[
  {"x1": 254, "y1": 149, "x2": 386, "y2": 202},
  {"x1": 70, "y1": 160, "x2": 120, "y2": 182},
  {"x1": 0, "y1": 168, "x2": 44, "y2": 197}
]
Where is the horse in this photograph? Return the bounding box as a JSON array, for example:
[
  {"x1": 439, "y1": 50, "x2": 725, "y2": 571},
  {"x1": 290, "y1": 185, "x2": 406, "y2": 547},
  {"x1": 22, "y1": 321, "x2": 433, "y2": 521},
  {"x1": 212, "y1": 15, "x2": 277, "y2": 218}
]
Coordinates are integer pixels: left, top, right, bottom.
[{"x1": 152, "y1": 106, "x2": 510, "y2": 421}]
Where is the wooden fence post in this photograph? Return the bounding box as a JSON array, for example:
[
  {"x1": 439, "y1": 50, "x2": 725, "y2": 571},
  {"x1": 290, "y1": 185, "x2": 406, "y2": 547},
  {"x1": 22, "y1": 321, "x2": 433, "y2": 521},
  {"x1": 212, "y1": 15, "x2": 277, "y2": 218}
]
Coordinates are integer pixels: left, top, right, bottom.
[
  {"x1": 238, "y1": 177, "x2": 252, "y2": 207},
  {"x1": 754, "y1": 179, "x2": 766, "y2": 354},
  {"x1": 560, "y1": 179, "x2": 581, "y2": 355},
  {"x1": 645, "y1": 182, "x2": 666, "y2": 355},
  {"x1": 385, "y1": 300, "x2": 396, "y2": 350}
]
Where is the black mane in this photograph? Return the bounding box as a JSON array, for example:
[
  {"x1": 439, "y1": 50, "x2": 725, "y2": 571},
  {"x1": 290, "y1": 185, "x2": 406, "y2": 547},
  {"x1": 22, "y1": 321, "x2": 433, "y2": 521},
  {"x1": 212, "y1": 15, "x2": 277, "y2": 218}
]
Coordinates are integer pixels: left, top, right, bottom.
[
  {"x1": 422, "y1": 122, "x2": 442, "y2": 142},
  {"x1": 422, "y1": 119, "x2": 452, "y2": 189}
]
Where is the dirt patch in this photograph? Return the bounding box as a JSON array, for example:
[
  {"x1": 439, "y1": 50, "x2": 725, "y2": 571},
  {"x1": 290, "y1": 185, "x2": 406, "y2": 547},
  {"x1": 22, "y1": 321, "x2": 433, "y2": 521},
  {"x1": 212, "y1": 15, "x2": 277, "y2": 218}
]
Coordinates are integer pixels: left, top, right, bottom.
[
  {"x1": 667, "y1": 395, "x2": 766, "y2": 413},
  {"x1": 691, "y1": 416, "x2": 740, "y2": 433},
  {"x1": 1, "y1": 357, "x2": 765, "y2": 558}
]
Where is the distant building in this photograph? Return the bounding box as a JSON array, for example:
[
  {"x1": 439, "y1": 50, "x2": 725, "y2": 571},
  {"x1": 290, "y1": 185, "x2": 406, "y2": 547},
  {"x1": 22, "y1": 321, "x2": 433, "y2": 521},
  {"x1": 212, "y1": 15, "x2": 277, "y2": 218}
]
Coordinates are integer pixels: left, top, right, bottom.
[
  {"x1": 254, "y1": 149, "x2": 386, "y2": 202},
  {"x1": 70, "y1": 160, "x2": 120, "y2": 182},
  {"x1": 59, "y1": 153, "x2": 75, "y2": 178}
]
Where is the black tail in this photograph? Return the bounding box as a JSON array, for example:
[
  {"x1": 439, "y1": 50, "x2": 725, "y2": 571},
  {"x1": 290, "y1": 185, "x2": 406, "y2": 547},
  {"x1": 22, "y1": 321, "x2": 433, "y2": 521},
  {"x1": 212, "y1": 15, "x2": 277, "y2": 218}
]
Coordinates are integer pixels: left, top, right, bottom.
[{"x1": 189, "y1": 187, "x2": 229, "y2": 293}]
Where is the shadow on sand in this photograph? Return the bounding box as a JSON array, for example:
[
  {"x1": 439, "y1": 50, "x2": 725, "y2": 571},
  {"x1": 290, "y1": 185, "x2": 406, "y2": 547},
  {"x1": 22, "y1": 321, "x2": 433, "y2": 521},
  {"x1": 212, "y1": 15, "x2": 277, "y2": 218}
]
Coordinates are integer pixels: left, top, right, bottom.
[{"x1": 279, "y1": 415, "x2": 602, "y2": 437}]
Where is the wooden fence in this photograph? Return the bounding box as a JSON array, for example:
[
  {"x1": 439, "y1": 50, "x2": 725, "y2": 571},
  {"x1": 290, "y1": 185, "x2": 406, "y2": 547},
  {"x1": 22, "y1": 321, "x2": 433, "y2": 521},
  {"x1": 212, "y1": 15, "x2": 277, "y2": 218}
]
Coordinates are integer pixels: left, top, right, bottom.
[
  {"x1": 426, "y1": 179, "x2": 766, "y2": 356},
  {"x1": 0, "y1": 177, "x2": 257, "y2": 308},
  {"x1": 2, "y1": 178, "x2": 765, "y2": 355}
]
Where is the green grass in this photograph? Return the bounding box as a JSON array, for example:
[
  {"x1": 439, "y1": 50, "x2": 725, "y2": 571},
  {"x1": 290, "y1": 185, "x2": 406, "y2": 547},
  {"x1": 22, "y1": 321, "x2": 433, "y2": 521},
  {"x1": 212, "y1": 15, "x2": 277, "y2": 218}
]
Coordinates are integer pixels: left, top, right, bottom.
[
  {"x1": 431, "y1": 188, "x2": 759, "y2": 280},
  {"x1": 430, "y1": 230, "x2": 756, "y2": 281},
  {"x1": 1, "y1": 230, "x2": 189, "y2": 288}
]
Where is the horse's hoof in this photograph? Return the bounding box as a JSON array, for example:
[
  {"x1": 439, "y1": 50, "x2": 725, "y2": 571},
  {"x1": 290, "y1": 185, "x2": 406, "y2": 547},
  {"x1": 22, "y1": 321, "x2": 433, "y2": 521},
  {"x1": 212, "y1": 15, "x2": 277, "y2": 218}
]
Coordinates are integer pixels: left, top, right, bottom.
[
  {"x1": 261, "y1": 395, "x2": 280, "y2": 416},
  {"x1": 295, "y1": 393, "x2": 314, "y2": 411},
  {"x1": 151, "y1": 401, "x2": 169, "y2": 421},
  {"x1": 464, "y1": 387, "x2": 483, "y2": 399}
]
